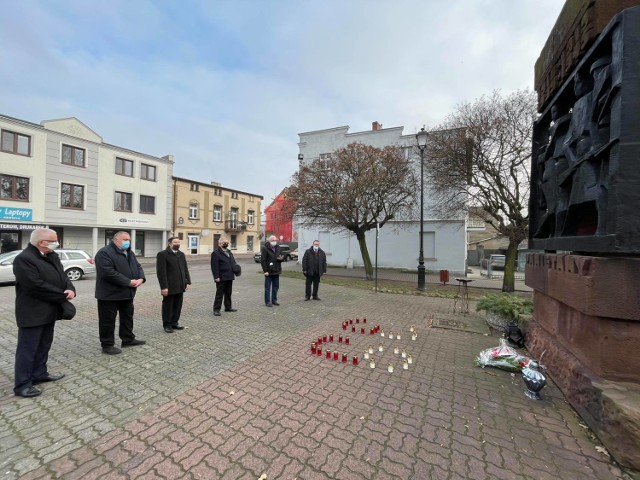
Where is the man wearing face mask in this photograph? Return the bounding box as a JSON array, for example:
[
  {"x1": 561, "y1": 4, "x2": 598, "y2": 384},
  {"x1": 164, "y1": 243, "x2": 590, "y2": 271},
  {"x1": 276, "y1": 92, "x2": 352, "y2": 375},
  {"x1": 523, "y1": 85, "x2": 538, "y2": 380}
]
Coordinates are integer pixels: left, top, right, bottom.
[
  {"x1": 13, "y1": 228, "x2": 76, "y2": 397},
  {"x1": 156, "y1": 237, "x2": 191, "y2": 333},
  {"x1": 95, "y1": 231, "x2": 146, "y2": 354},
  {"x1": 302, "y1": 240, "x2": 327, "y2": 301},
  {"x1": 210, "y1": 236, "x2": 239, "y2": 316},
  {"x1": 261, "y1": 235, "x2": 284, "y2": 307}
]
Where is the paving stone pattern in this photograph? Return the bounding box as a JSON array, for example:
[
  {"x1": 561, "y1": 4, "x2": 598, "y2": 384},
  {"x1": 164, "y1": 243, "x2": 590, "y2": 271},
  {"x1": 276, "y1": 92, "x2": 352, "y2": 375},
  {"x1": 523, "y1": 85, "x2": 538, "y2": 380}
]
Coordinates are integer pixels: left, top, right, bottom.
[{"x1": 0, "y1": 261, "x2": 629, "y2": 479}]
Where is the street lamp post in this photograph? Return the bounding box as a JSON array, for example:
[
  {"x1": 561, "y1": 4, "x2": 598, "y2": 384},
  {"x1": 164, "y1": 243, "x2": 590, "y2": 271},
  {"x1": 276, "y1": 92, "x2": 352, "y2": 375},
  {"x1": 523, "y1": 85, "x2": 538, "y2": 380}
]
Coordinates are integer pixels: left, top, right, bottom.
[{"x1": 416, "y1": 127, "x2": 428, "y2": 291}]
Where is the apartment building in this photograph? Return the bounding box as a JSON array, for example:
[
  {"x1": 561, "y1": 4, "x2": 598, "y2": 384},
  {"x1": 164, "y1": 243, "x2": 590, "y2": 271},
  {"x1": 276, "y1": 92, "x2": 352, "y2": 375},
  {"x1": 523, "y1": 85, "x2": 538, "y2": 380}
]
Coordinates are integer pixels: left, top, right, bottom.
[
  {"x1": 296, "y1": 121, "x2": 467, "y2": 273},
  {"x1": 0, "y1": 114, "x2": 173, "y2": 256},
  {"x1": 172, "y1": 177, "x2": 262, "y2": 255}
]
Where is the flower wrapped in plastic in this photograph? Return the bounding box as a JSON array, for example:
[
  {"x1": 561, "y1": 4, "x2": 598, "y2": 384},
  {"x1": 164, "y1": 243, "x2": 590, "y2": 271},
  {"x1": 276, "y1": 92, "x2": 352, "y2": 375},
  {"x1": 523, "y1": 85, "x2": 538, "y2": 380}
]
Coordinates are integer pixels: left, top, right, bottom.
[{"x1": 475, "y1": 338, "x2": 532, "y2": 372}]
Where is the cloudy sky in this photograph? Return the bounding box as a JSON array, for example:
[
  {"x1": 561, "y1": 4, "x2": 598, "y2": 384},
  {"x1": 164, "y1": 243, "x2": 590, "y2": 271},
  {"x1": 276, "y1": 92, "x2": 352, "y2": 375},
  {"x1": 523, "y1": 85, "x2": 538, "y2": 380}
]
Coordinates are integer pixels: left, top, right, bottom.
[{"x1": 0, "y1": 0, "x2": 564, "y2": 206}]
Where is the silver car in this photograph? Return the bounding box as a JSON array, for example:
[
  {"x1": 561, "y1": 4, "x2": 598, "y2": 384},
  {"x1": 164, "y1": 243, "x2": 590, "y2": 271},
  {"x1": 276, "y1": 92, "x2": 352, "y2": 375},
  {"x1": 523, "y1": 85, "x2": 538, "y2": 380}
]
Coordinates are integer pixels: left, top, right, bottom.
[{"x1": 0, "y1": 249, "x2": 96, "y2": 283}]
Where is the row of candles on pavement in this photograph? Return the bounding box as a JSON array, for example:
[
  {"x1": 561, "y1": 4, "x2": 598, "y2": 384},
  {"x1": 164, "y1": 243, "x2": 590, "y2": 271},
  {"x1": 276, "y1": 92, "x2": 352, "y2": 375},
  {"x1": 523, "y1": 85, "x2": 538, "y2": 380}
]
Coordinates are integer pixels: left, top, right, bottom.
[{"x1": 311, "y1": 322, "x2": 418, "y2": 371}]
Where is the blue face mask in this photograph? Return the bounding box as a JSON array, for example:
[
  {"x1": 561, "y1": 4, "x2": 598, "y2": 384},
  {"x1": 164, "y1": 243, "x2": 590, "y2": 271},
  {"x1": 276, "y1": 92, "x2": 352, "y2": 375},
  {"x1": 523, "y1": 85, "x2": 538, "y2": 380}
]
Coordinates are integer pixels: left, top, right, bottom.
[
  {"x1": 121, "y1": 241, "x2": 131, "y2": 250},
  {"x1": 313, "y1": 245, "x2": 319, "y2": 251}
]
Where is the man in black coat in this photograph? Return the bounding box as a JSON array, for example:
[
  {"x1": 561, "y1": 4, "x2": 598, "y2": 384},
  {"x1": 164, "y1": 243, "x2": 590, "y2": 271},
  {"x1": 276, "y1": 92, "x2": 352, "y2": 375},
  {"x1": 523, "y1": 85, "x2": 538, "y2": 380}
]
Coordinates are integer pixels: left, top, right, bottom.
[
  {"x1": 261, "y1": 235, "x2": 283, "y2": 307},
  {"x1": 13, "y1": 228, "x2": 76, "y2": 398},
  {"x1": 95, "y1": 231, "x2": 146, "y2": 354},
  {"x1": 210, "y1": 236, "x2": 238, "y2": 316},
  {"x1": 302, "y1": 240, "x2": 327, "y2": 301},
  {"x1": 156, "y1": 237, "x2": 191, "y2": 333}
]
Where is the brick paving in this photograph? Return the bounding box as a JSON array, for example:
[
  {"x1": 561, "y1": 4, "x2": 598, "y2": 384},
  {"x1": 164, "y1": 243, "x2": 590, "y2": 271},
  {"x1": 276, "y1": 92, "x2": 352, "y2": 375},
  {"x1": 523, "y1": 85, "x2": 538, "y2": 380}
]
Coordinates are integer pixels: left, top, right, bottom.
[{"x1": 0, "y1": 259, "x2": 630, "y2": 479}]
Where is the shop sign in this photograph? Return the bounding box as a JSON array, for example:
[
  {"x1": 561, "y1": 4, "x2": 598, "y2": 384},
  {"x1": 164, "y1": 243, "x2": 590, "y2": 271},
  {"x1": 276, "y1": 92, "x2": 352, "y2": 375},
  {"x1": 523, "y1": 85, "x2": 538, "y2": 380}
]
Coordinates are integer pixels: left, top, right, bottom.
[
  {"x1": 0, "y1": 222, "x2": 48, "y2": 230},
  {"x1": 118, "y1": 218, "x2": 150, "y2": 225},
  {"x1": 0, "y1": 206, "x2": 32, "y2": 221}
]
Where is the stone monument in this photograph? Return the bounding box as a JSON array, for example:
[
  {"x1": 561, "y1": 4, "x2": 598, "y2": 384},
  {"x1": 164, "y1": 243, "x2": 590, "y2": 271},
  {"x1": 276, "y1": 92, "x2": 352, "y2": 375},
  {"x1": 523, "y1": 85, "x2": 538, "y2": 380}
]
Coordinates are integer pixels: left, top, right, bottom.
[{"x1": 528, "y1": 0, "x2": 640, "y2": 471}]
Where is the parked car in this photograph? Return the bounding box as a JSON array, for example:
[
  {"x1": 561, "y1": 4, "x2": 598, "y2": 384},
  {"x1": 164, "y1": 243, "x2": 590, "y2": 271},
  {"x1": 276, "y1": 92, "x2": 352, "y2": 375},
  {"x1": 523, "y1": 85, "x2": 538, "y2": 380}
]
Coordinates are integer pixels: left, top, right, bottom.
[
  {"x1": 482, "y1": 254, "x2": 506, "y2": 271},
  {"x1": 253, "y1": 244, "x2": 292, "y2": 263},
  {"x1": 0, "y1": 249, "x2": 95, "y2": 283},
  {"x1": 290, "y1": 249, "x2": 298, "y2": 261}
]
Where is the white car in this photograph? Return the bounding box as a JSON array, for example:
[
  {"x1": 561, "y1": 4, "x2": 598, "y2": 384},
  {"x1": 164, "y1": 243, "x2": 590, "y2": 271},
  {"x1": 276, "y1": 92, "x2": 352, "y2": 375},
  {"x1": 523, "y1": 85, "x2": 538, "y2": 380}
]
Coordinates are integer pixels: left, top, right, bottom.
[{"x1": 0, "y1": 249, "x2": 96, "y2": 283}]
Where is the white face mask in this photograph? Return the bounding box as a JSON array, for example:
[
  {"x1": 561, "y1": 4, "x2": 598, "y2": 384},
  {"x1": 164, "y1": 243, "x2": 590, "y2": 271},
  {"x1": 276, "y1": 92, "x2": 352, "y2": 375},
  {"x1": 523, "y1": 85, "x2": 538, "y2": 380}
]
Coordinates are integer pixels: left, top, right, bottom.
[
  {"x1": 313, "y1": 245, "x2": 319, "y2": 251},
  {"x1": 270, "y1": 241, "x2": 277, "y2": 246},
  {"x1": 45, "y1": 241, "x2": 60, "y2": 250}
]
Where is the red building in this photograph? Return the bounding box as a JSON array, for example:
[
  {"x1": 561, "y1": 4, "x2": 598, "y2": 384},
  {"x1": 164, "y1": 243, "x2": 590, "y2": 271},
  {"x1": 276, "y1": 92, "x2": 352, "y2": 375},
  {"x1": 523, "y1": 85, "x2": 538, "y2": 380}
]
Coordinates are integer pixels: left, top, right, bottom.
[{"x1": 264, "y1": 189, "x2": 296, "y2": 243}]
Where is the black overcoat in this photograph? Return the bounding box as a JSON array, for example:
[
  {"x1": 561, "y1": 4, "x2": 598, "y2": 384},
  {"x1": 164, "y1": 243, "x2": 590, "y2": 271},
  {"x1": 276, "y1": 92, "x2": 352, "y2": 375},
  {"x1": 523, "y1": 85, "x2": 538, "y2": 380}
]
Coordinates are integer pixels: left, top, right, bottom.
[
  {"x1": 260, "y1": 243, "x2": 283, "y2": 275},
  {"x1": 156, "y1": 247, "x2": 191, "y2": 294},
  {"x1": 210, "y1": 247, "x2": 237, "y2": 281},
  {"x1": 302, "y1": 247, "x2": 327, "y2": 277},
  {"x1": 95, "y1": 241, "x2": 145, "y2": 301},
  {"x1": 13, "y1": 244, "x2": 76, "y2": 328}
]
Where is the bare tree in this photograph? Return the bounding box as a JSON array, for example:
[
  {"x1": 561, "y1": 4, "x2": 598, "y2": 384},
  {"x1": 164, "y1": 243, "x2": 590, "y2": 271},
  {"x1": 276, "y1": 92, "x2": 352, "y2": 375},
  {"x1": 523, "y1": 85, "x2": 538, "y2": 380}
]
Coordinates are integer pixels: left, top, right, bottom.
[
  {"x1": 289, "y1": 142, "x2": 417, "y2": 280},
  {"x1": 425, "y1": 89, "x2": 537, "y2": 292}
]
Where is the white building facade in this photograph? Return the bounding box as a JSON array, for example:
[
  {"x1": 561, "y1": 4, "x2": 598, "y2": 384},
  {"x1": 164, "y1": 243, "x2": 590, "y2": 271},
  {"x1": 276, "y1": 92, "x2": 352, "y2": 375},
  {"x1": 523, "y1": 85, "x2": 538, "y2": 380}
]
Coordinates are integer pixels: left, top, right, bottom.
[
  {"x1": 296, "y1": 122, "x2": 467, "y2": 274},
  {"x1": 0, "y1": 114, "x2": 173, "y2": 257}
]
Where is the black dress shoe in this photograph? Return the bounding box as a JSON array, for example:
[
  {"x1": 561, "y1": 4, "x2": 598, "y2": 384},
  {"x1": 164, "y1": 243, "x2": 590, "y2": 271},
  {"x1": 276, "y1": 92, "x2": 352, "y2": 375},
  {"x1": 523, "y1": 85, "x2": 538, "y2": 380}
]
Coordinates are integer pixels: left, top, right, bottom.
[
  {"x1": 225, "y1": 308, "x2": 238, "y2": 312},
  {"x1": 15, "y1": 386, "x2": 41, "y2": 398},
  {"x1": 265, "y1": 303, "x2": 273, "y2": 307},
  {"x1": 313, "y1": 297, "x2": 321, "y2": 301},
  {"x1": 164, "y1": 327, "x2": 174, "y2": 333},
  {"x1": 305, "y1": 297, "x2": 310, "y2": 301},
  {"x1": 172, "y1": 325, "x2": 185, "y2": 330},
  {"x1": 33, "y1": 373, "x2": 65, "y2": 384},
  {"x1": 102, "y1": 346, "x2": 122, "y2": 355},
  {"x1": 213, "y1": 311, "x2": 221, "y2": 316},
  {"x1": 272, "y1": 301, "x2": 280, "y2": 306},
  {"x1": 122, "y1": 339, "x2": 146, "y2": 347}
]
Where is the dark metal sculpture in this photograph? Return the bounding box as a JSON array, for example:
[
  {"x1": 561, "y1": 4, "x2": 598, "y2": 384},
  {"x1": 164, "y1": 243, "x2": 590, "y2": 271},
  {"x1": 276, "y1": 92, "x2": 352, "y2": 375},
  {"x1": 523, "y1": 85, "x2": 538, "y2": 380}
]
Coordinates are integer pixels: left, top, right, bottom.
[{"x1": 530, "y1": 6, "x2": 640, "y2": 253}]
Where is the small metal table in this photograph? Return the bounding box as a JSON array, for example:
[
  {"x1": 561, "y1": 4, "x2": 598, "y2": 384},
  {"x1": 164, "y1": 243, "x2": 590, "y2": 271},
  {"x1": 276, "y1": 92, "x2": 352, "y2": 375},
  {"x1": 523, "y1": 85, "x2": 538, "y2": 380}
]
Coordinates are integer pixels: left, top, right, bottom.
[{"x1": 453, "y1": 278, "x2": 473, "y2": 314}]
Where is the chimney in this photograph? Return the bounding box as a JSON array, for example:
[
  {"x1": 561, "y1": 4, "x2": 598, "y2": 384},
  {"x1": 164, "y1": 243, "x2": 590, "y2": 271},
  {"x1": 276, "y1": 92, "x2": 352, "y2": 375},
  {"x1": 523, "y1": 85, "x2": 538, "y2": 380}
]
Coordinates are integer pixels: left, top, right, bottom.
[{"x1": 372, "y1": 121, "x2": 382, "y2": 131}]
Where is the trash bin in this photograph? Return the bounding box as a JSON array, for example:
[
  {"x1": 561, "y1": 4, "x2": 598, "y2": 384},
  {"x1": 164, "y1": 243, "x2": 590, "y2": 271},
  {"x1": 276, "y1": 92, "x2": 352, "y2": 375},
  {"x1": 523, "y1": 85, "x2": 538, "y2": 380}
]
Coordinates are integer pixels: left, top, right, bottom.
[{"x1": 439, "y1": 270, "x2": 449, "y2": 285}]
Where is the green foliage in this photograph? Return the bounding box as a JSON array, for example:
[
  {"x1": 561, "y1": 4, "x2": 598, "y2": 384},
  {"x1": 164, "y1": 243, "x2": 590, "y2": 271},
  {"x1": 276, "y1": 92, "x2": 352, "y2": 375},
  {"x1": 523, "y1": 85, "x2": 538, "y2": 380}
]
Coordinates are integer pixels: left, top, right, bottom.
[{"x1": 476, "y1": 293, "x2": 532, "y2": 322}]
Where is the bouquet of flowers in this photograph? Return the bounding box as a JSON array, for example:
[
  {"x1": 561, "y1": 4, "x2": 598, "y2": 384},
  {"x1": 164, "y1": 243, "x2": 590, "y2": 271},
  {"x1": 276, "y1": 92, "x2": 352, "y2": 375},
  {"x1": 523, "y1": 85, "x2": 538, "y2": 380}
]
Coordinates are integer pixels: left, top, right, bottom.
[{"x1": 475, "y1": 338, "x2": 532, "y2": 372}]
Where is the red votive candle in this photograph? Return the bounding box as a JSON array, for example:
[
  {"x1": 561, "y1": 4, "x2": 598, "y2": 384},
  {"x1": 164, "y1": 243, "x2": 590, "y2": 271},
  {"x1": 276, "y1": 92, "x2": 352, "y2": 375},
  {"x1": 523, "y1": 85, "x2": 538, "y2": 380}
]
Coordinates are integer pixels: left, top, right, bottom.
[
  {"x1": 361, "y1": 327, "x2": 365, "y2": 334},
  {"x1": 370, "y1": 328, "x2": 374, "y2": 335},
  {"x1": 349, "y1": 319, "x2": 353, "y2": 325},
  {"x1": 342, "y1": 353, "x2": 347, "y2": 363},
  {"x1": 356, "y1": 318, "x2": 360, "y2": 324},
  {"x1": 311, "y1": 343, "x2": 317, "y2": 354},
  {"x1": 326, "y1": 349, "x2": 331, "y2": 359},
  {"x1": 323, "y1": 335, "x2": 327, "y2": 343},
  {"x1": 333, "y1": 351, "x2": 339, "y2": 361},
  {"x1": 317, "y1": 346, "x2": 322, "y2": 356},
  {"x1": 317, "y1": 336, "x2": 322, "y2": 345},
  {"x1": 345, "y1": 336, "x2": 350, "y2": 345},
  {"x1": 339, "y1": 335, "x2": 343, "y2": 343},
  {"x1": 353, "y1": 355, "x2": 359, "y2": 365},
  {"x1": 342, "y1": 323, "x2": 347, "y2": 331},
  {"x1": 363, "y1": 318, "x2": 367, "y2": 324},
  {"x1": 329, "y1": 334, "x2": 334, "y2": 342}
]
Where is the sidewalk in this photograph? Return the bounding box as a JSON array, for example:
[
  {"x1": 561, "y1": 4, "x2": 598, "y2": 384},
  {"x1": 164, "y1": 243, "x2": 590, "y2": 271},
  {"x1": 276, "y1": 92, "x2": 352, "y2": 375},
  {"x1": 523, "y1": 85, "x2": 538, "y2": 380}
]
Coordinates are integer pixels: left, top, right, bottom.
[{"x1": 0, "y1": 264, "x2": 627, "y2": 479}]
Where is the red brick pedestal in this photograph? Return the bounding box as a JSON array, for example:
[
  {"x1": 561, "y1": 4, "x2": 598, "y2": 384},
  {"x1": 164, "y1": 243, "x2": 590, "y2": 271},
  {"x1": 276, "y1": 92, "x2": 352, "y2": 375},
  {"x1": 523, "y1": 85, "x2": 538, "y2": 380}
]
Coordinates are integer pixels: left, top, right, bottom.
[{"x1": 526, "y1": 253, "x2": 640, "y2": 470}]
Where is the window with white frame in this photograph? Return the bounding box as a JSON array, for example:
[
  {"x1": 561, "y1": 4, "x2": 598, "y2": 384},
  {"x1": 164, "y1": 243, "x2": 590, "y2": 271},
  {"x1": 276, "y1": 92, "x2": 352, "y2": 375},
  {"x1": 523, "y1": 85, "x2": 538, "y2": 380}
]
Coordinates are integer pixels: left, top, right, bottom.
[
  {"x1": 189, "y1": 202, "x2": 199, "y2": 219},
  {"x1": 231, "y1": 192, "x2": 238, "y2": 199},
  {"x1": 247, "y1": 209, "x2": 254, "y2": 225},
  {"x1": 213, "y1": 204, "x2": 222, "y2": 222}
]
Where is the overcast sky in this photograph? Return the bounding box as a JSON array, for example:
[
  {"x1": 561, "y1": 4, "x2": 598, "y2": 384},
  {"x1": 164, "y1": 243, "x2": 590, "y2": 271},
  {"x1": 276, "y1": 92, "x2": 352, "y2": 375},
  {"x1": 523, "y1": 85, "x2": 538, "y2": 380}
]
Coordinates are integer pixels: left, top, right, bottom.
[{"x1": 0, "y1": 0, "x2": 564, "y2": 206}]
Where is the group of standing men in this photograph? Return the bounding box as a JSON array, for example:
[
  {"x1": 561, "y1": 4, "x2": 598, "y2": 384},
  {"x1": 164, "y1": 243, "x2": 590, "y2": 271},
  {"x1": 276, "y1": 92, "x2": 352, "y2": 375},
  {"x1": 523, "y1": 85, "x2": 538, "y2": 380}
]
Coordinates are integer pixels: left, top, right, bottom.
[{"x1": 12, "y1": 228, "x2": 326, "y2": 397}]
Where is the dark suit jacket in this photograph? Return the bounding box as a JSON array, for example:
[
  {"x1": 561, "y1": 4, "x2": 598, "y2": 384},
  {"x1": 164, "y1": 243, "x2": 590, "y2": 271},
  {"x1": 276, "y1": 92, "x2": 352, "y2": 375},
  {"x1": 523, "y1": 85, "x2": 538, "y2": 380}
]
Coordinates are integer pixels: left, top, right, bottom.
[
  {"x1": 94, "y1": 242, "x2": 145, "y2": 301},
  {"x1": 156, "y1": 247, "x2": 191, "y2": 295},
  {"x1": 302, "y1": 247, "x2": 327, "y2": 277},
  {"x1": 13, "y1": 244, "x2": 76, "y2": 328},
  {"x1": 211, "y1": 247, "x2": 237, "y2": 282}
]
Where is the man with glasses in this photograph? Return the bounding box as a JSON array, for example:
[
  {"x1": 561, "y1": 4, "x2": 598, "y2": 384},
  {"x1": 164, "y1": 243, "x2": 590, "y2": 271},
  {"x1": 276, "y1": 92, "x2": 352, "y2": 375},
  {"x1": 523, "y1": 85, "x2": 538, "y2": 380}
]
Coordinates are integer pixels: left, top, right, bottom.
[{"x1": 13, "y1": 228, "x2": 76, "y2": 398}]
